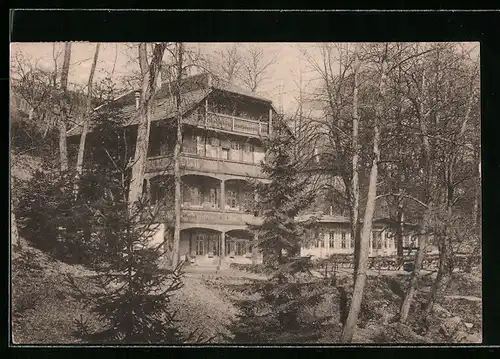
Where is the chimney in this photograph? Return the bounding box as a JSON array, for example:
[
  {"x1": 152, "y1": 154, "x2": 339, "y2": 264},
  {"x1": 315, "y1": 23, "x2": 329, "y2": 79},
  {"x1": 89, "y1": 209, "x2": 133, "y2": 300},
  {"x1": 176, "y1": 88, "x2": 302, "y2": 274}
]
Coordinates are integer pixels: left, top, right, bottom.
[
  {"x1": 134, "y1": 91, "x2": 140, "y2": 110},
  {"x1": 206, "y1": 72, "x2": 212, "y2": 88},
  {"x1": 329, "y1": 206, "x2": 333, "y2": 216}
]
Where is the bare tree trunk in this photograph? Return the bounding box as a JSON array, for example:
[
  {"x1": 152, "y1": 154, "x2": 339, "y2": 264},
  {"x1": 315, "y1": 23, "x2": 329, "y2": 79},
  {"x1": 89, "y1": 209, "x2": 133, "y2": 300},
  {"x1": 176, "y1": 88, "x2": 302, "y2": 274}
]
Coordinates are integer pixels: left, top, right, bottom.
[
  {"x1": 399, "y1": 62, "x2": 431, "y2": 323},
  {"x1": 423, "y1": 232, "x2": 448, "y2": 316},
  {"x1": 399, "y1": 219, "x2": 428, "y2": 323},
  {"x1": 75, "y1": 43, "x2": 100, "y2": 181},
  {"x1": 423, "y1": 72, "x2": 476, "y2": 314},
  {"x1": 59, "y1": 42, "x2": 72, "y2": 172},
  {"x1": 466, "y1": 157, "x2": 481, "y2": 272},
  {"x1": 395, "y1": 207, "x2": 404, "y2": 267},
  {"x1": 340, "y1": 45, "x2": 386, "y2": 342},
  {"x1": 172, "y1": 42, "x2": 184, "y2": 268},
  {"x1": 351, "y1": 44, "x2": 361, "y2": 282},
  {"x1": 340, "y1": 117, "x2": 380, "y2": 342},
  {"x1": 128, "y1": 43, "x2": 167, "y2": 205}
]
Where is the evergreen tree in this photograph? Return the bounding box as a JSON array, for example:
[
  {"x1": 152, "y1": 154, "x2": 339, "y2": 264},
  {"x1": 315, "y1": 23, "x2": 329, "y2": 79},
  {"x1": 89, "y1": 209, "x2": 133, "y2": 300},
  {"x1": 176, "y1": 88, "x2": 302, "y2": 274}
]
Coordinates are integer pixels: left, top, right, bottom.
[
  {"x1": 229, "y1": 122, "x2": 326, "y2": 343},
  {"x1": 64, "y1": 114, "x2": 199, "y2": 343}
]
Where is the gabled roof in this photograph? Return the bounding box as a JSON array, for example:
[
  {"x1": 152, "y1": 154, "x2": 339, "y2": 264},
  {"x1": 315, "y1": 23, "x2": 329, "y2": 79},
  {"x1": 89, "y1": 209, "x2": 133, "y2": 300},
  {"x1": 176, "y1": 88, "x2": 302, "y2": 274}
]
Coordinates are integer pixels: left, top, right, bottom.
[
  {"x1": 67, "y1": 73, "x2": 276, "y2": 138},
  {"x1": 212, "y1": 79, "x2": 272, "y2": 103}
]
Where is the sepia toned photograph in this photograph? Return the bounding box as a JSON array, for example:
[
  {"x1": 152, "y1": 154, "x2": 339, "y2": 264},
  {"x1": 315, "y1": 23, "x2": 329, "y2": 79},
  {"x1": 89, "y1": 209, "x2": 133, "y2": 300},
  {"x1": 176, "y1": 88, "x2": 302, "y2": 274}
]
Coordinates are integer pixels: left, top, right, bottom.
[{"x1": 10, "y1": 41, "x2": 481, "y2": 345}]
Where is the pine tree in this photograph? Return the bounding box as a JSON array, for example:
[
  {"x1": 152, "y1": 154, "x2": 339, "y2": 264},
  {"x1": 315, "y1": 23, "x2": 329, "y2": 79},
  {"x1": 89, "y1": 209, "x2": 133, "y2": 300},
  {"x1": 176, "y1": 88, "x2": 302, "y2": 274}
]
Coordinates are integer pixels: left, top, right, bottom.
[
  {"x1": 64, "y1": 115, "x2": 196, "y2": 344},
  {"x1": 228, "y1": 122, "x2": 326, "y2": 343}
]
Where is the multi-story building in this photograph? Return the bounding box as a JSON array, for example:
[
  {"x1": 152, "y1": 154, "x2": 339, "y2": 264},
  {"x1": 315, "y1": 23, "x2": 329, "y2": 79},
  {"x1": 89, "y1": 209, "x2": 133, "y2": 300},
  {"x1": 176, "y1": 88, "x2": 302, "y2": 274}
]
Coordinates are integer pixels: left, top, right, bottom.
[
  {"x1": 68, "y1": 73, "x2": 276, "y2": 267},
  {"x1": 66, "y1": 72, "x2": 421, "y2": 267}
]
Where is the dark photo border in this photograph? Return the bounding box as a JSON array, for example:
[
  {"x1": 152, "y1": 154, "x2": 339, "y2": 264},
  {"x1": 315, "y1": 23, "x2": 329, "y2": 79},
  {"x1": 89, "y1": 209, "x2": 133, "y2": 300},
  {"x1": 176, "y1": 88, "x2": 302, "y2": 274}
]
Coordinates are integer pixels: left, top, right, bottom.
[{"x1": 7, "y1": 8, "x2": 499, "y2": 356}]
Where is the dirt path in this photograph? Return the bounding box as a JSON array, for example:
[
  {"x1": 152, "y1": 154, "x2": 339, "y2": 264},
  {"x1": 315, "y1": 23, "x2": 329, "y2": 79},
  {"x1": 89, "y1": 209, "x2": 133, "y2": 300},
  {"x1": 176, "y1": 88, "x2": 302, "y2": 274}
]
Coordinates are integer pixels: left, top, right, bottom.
[{"x1": 170, "y1": 273, "x2": 238, "y2": 343}]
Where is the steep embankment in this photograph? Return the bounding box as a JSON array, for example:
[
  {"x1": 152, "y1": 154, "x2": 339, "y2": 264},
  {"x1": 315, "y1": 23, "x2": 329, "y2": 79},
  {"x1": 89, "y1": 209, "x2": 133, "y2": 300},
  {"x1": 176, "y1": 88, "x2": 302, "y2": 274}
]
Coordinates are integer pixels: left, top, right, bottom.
[{"x1": 11, "y1": 244, "x2": 239, "y2": 344}]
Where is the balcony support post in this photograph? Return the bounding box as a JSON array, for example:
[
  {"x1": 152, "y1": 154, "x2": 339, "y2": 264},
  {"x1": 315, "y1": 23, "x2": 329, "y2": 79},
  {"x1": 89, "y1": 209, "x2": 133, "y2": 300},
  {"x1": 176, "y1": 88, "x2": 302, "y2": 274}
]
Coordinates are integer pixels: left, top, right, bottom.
[
  {"x1": 219, "y1": 231, "x2": 226, "y2": 267},
  {"x1": 220, "y1": 180, "x2": 226, "y2": 212},
  {"x1": 205, "y1": 98, "x2": 208, "y2": 128}
]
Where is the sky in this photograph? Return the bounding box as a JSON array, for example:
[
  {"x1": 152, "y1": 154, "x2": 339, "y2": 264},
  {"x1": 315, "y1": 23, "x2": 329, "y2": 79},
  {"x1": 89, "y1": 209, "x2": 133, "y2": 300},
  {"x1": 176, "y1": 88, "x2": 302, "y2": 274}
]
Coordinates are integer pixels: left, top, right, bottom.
[
  {"x1": 10, "y1": 42, "x2": 479, "y2": 116},
  {"x1": 10, "y1": 42, "x2": 322, "y2": 115}
]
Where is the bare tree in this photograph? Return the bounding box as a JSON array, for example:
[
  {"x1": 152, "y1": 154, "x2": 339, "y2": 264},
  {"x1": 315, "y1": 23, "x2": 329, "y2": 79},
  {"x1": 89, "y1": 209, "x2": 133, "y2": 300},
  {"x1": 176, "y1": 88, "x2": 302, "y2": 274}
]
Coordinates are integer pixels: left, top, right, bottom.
[
  {"x1": 340, "y1": 43, "x2": 388, "y2": 342},
  {"x1": 399, "y1": 44, "x2": 432, "y2": 323},
  {"x1": 171, "y1": 42, "x2": 185, "y2": 268},
  {"x1": 240, "y1": 46, "x2": 277, "y2": 93},
  {"x1": 214, "y1": 44, "x2": 243, "y2": 83},
  {"x1": 128, "y1": 43, "x2": 168, "y2": 204},
  {"x1": 422, "y1": 55, "x2": 479, "y2": 315},
  {"x1": 75, "y1": 43, "x2": 101, "y2": 186},
  {"x1": 58, "y1": 42, "x2": 72, "y2": 172},
  {"x1": 350, "y1": 44, "x2": 362, "y2": 281}
]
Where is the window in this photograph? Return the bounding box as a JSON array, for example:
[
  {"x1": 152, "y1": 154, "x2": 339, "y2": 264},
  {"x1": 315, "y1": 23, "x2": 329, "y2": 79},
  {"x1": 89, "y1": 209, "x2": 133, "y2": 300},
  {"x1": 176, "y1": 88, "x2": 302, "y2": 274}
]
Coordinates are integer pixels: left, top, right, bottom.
[
  {"x1": 196, "y1": 135, "x2": 205, "y2": 156},
  {"x1": 196, "y1": 235, "x2": 206, "y2": 255},
  {"x1": 231, "y1": 141, "x2": 241, "y2": 150},
  {"x1": 328, "y1": 232, "x2": 335, "y2": 249},
  {"x1": 221, "y1": 148, "x2": 230, "y2": 160},
  {"x1": 227, "y1": 190, "x2": 238, "y2": 209},
  {"x1": 244, "y1": 143, "x2": 254, "y2": 152},
  {"x1": 242, "y1": 143, "x2": 254, "y2": 162},
  {"x1": 206, "y1": 137, "x2": 219, "y2": 158},
  {"x1": 183, "y1": 133, "x2": 197, "y2": 155},
  {"x1": 235, "y1": 241, "x2": 247, "y2": 256},
  {"x1": 151, "y1": 182, "x2": 166, "y2": 205},
  {"x1": 208, "y1": 188, "x2": 219, "y2": 208},
  {"x1": 208, "y1": 234, "x2": 220, "y2": 256},
  {"x1": 341, "y1": 232, "x2": 347, "y2": 249},
  {"x1": 183, "y1": 185, "x2": 201, "y2": 206},
  {"x1": 374, "y1": 232, "x2": 382, "y2": 249}
]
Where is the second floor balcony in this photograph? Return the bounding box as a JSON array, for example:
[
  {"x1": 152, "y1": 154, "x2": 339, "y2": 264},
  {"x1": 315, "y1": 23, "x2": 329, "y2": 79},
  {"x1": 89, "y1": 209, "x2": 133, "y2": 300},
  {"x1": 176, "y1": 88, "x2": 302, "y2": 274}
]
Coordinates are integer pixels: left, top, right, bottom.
[
  {"x1": 145, "y1": 152, "x2": 265, "y2": 178},
  {"x1": 203, "y1": 111, "x2": 269, "y2": 137}
]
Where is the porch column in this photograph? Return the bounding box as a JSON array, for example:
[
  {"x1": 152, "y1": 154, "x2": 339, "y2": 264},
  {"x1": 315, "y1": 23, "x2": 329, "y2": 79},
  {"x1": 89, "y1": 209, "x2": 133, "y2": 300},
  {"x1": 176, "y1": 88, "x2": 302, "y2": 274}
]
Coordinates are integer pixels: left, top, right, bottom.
[
  {"x1": 220, "y1": 180, "x2": 225, "y2": 212},
  {"x1": 220, "y1": 232, "x2": 226, "y2": 266}
]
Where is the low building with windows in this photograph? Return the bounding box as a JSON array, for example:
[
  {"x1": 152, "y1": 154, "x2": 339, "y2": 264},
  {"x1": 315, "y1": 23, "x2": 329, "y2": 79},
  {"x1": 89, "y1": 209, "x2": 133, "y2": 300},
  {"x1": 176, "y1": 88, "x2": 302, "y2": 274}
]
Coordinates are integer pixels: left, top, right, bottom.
[{"x1": 300, "y1": 215, "x2": 420, "y2": 259}]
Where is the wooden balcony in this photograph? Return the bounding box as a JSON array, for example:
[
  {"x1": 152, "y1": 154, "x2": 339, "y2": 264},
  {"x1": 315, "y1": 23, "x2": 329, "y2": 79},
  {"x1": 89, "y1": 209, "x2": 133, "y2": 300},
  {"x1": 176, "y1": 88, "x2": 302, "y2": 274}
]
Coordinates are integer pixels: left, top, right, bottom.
[
  {"x1": 145, "y1": 153, "x2": 264, "y2": 178},
  {"x1": 160, "y1": 208, "x2": 263, "y2": 228},
  {"x1": 146, "y1": 155, "x2": 173, "y2": 173},
  {"x1": 205, "y1": 111, "x2": 269, "y2": 136}
]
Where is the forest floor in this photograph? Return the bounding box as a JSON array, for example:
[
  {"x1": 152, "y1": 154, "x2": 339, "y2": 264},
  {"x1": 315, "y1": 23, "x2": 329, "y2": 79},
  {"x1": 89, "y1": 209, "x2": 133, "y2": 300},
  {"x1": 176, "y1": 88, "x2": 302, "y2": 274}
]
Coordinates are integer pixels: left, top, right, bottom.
[{"x1": 11, "y1": 244, "x2": 482, "y2": 344}]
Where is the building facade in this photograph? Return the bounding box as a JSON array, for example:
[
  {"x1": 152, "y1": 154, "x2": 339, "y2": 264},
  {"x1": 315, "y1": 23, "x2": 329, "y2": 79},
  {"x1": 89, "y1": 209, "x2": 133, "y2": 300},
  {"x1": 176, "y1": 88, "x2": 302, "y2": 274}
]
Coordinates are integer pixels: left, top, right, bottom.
[
  {"x1": 68, "y1": 73, "x2": 273, "y2": 267},
  {"x1": 67, "y1": 73, "x2": 420, "y2": 267},
  {"x1": 300, "y1": 216, "x2": 419, "y2": 259}
]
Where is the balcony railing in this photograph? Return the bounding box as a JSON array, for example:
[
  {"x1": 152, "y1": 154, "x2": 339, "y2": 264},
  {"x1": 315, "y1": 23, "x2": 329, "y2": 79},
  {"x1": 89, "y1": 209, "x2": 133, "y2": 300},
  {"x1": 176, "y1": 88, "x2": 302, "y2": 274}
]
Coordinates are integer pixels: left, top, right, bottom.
[
  {"x1": 206, "y1": 111, "x2": 269, "y2": 136},
  {"x1": 161, "y1": 208, "x2": 263, "y2": 227},
  {"x1": 145, "y1": 153, "x2": 264, "y2": 177}
]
